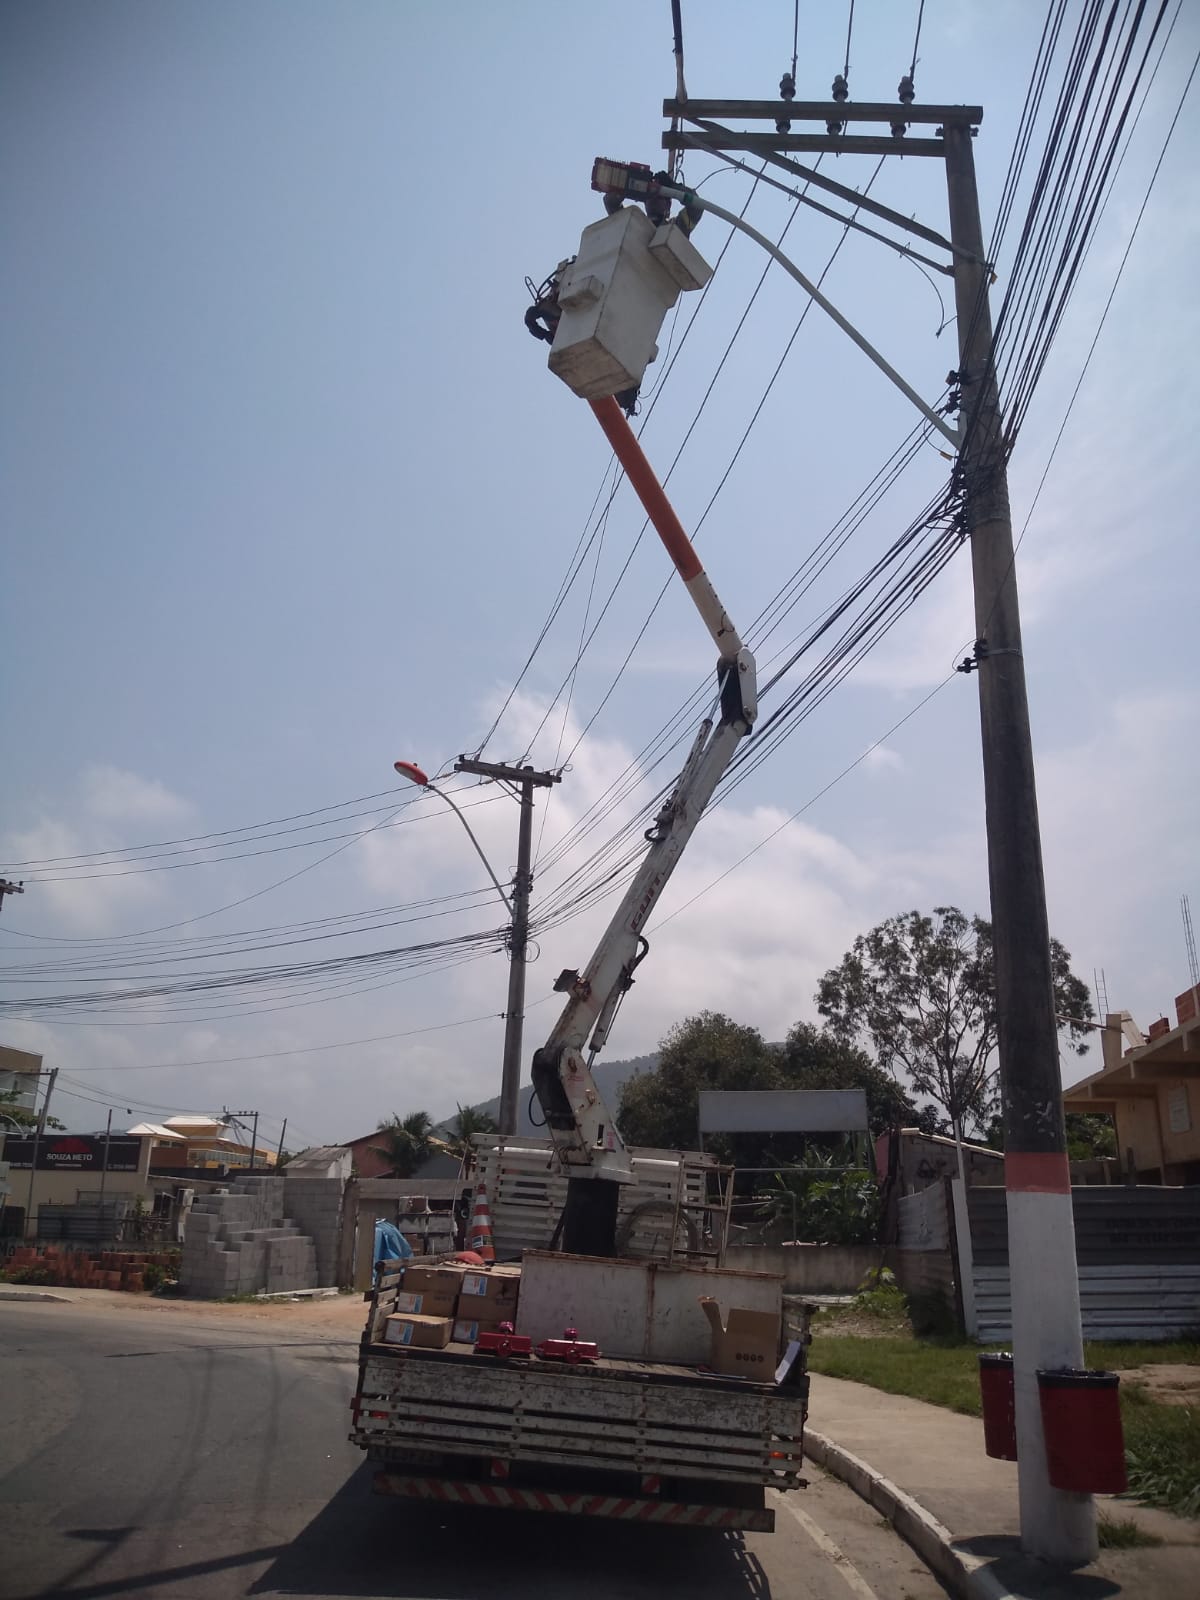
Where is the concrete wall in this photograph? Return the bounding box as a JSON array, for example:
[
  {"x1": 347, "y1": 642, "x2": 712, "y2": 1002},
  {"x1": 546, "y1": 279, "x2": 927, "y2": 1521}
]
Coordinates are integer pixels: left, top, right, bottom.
[
  {"x1": 1114, "y1": 1082, "x2": 1200, "y2": 1181},
  {"x1": 179, "y1": 1175, "x2": 317, "y2": 1298},
  {"x1": 280, "y1": 1172, "x2": 344, "y2": 1287},
  {"x1": 722, "y1": 1243, "x2": 880, "y2": 1294}
]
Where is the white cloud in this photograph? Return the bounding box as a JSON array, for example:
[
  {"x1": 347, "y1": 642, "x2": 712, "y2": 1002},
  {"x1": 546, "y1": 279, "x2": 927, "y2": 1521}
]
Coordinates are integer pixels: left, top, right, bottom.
[
  {"x1": 1, "y1": 817, "x2": 166, "y2": 934},
  {"x1": 862, "y1": 745, "x2": 903, "y2": 775},
  {"x1": 1, "y1": 767, "x2": 194, "y2": 934},
  {"x1": 83, "y1": 765, "x2": 193, "y2": 824},
  {"x1": 1037, "y1": 687, "x2": 1200, "y2": 1023}
]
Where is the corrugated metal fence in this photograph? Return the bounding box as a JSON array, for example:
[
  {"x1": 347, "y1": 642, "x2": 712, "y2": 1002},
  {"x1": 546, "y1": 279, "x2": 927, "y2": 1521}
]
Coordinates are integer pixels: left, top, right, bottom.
[
  {"x1": 892, "y1": 1181, "x2": 958, "y2": 1310},
  {"x1": 969, "y1": 1186, "x2": 1200, "y2": 1342}
]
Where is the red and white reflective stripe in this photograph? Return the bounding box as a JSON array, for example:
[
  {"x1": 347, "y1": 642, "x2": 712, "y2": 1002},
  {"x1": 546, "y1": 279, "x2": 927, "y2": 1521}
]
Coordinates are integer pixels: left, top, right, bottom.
[
  {"x1": 373, "y1": 1473, "x2": 772, "y2": 1529},
  {"x1": 1006, "y1": 1150, "x2": 1071, "y2": 1193}
]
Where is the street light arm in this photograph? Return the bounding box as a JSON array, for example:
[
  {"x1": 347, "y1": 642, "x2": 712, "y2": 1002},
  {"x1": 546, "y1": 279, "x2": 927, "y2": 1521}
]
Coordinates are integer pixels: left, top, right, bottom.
[
  {"x1": 659, "y1": 184, "x2": 960, "y2": 447},
  {"x1": 426, "y1": 781, "x2": 515, "y2": 918}
]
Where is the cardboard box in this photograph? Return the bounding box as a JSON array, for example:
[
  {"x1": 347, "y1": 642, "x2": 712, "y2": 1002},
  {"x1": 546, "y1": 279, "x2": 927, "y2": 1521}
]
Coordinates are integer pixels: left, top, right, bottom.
[
  {"x1": 394, "y1": 1289, "x2": 459, "y2": 1318},
  {"x1": 458, "y1": 1265, "x2": 521, "y2": 1314},
  {"x1": 384, "y1": 1312, "x2": 453, "y2": 1350},
  {"x1": 452, "y1": 1314, "x2": 513, "y2": 1345},
  {"x1": 699, "y1": 1298, "x2": 780, "y2": 1379},
  {"x1": 403, "y1": 1263, "x2": 466, "y2": 1296}
]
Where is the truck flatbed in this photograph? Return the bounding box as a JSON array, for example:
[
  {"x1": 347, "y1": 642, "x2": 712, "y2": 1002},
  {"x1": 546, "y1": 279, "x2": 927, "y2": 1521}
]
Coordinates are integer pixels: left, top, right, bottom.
[
  {"x1": 351, "y1": 1320, "x2": 808, "y2": 1532},
  {"x1": 362, "y1": 1333, "x2": 801, "y2": 1393}
]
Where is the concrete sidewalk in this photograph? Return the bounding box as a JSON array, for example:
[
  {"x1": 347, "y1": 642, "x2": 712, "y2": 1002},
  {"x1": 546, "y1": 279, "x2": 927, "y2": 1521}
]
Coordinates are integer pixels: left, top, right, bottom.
[{"x1": 806, "y1": 1372, "x2": 1198, "y2": 1599}]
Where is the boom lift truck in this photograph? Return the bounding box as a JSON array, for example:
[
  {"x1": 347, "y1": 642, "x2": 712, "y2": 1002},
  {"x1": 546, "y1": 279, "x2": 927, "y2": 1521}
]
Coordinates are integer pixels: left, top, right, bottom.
[{"x1": 350, "y1": 164, "x2": 809, "y2": 1530}]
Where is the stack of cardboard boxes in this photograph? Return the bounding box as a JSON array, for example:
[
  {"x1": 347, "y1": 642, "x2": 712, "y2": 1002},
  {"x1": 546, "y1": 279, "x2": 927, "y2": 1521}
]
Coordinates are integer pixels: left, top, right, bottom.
[{"x1": 384, "y1": 1261, "x2": 521, "y2": 1350}]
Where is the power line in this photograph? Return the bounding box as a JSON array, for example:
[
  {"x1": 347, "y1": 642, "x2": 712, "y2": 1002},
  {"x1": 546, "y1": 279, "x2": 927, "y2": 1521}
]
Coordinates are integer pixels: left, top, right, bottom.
[
  {"x1": 1, "y1": 783, "x2": 421, "y2": 869},
  {"x1": 56, "y1": 1006, "x2": 536, "y2": 1072},
  {"x1": 2, "y1": 785, "x2": 495, "y2": 945},
  {"x1": 650, "y1": 674, "x2": 955, "y2": 932},
  {"x1": 8, "y1": 785, "x2": 498, "y2": 882}
]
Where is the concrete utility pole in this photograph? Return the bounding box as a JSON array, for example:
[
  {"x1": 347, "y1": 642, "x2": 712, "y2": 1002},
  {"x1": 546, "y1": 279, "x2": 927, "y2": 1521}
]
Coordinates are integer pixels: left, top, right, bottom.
[
  {"x1": 663, "y1": 95, "x2": 1094, "y2": 1564},
  {"x1": 0, "y1": 879, "x2": 24, "y2": 913},
  {"x1": 942, "y1": 121, "x2": 1092, "y2": 1563},
  {"x1": 97, "y1": 1108, "x2": 113, "y2": 1228},
  {"x1": 453, "y1": 759, "x2": 560, "y2": 1136}
]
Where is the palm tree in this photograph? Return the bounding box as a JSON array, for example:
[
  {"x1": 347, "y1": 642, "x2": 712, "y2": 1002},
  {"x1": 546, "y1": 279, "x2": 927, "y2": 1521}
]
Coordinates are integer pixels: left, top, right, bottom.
[
  {"x1": 442, "y1": 1103, "x2": 498, "y2": 1160},
  {"x1": 370, "y1": 1110, "x2": 439, "y2": 1178}
]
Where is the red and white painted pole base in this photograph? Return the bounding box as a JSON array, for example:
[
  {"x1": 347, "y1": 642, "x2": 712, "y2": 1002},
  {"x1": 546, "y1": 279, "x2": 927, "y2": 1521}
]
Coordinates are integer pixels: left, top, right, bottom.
[{"x1": 1006, "y1": 1151, "x2": 1098, "y2": 1564}]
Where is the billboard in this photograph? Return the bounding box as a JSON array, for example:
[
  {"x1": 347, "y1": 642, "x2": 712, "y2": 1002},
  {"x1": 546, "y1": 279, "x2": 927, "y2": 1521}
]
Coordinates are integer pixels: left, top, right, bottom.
[
  {"x1": 697, "y1": 1089, "x2": 870, "y2": 1135},
  {"x1": 1, "y1": 1135, "x2": 143, "y2": 1173}
]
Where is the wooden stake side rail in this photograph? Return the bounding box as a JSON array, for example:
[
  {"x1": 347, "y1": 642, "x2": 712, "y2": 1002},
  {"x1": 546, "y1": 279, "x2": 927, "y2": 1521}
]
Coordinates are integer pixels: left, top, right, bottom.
[
  {"x1": 351, "y1": 1349, "x2": 807, "y2": 1491},
  {"x1": 471, "y1": 1137, "x2": 712, "y2": 1259}
]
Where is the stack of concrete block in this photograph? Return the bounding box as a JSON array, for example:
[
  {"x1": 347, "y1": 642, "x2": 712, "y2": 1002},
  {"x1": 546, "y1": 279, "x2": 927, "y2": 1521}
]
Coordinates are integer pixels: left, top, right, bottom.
[
  {"x1": 280, "y1": 1174, "x2": 344, "y2": 1287},
  {"x1": 179, "y1": 1175, "x2": 318, "y2": 1299}
]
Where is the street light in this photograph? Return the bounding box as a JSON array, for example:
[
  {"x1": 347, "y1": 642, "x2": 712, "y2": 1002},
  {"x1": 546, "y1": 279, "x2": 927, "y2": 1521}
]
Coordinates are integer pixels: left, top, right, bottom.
[{"x1": 393, "y1": 761, "x2": 514, "y2": 916}]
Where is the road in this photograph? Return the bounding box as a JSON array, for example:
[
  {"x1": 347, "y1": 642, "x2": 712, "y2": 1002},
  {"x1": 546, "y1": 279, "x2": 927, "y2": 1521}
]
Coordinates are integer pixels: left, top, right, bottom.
[{"x1": 0, "y1": 1296, "x2": 947, "y2": 1600}]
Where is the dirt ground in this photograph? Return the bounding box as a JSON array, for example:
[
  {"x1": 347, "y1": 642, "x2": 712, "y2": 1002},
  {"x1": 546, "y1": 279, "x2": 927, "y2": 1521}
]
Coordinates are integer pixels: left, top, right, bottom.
[{"x1": 1122, "y1": 1364, "x2": 1200, "y2": 1407}]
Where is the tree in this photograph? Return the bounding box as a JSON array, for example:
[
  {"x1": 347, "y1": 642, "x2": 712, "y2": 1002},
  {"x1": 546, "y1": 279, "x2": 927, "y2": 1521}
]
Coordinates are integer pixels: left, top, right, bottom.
[
  {"x1": 616, "y1": 1012, "x2": 780, "y2": 1165},
  {"x1": 757, "y1": 1148, "x2": 882, "y2": 1246},
  {"x1": 616, "y1": 1012, "x2": 905, "y2": 1174},
  {"x1": 816, "y1": 906, "x2": 1094, "y2": 1141},
  {"x1": 0, "y1": 1087, "x2": 64, "y2": 1132},
  {"x1": 780, "y1": 1021, "x2": 925, "y2": 1137},
  {"x1": 442, "y1": 1103, "x2": 498, "y2": 1160},
  {"x1": 1064, "y1": 1113, "x2": 1117, "y2": 1162},
  {"x1": 370, "y1": 1110, "x2": 439, "y2": 1178}
]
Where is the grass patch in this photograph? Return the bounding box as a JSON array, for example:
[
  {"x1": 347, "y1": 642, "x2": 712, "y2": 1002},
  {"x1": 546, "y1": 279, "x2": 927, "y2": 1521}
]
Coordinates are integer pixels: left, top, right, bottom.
[
  {"x1": 816, "y1": 1278, "x2": 911, "y2": 1336},
  {"x1": 809, "y1": 1334, "x2": 985, "y2": 1415},
  {"x1": 1097, "y1": 1516, "x2": 1163, "y2": 1549},
  {"x1": 1122, "y1": 1395, "x2": 1200, "y2": 1521},
  {"x1": 809, "y1": 1321, "x2": 1200, "y2": 1520}
]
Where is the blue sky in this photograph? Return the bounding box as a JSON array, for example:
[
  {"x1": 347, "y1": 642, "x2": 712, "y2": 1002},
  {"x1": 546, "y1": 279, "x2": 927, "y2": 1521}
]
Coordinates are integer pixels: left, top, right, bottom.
[{"x1": 3, "y1": 1, "x2": 1198, "y2": 1151}]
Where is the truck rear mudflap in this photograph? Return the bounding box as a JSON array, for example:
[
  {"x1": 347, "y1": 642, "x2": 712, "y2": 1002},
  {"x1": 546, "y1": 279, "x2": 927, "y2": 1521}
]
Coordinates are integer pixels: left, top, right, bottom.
[{"x1": 373, "y1": 1471, "x2": 777, "y2": 1531}]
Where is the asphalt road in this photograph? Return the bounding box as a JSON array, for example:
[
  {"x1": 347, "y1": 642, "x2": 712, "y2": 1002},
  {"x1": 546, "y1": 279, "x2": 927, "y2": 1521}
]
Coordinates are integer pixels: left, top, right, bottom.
[{"x1": 0, "y1": 1298, "x2": 947, "y2": 1600}]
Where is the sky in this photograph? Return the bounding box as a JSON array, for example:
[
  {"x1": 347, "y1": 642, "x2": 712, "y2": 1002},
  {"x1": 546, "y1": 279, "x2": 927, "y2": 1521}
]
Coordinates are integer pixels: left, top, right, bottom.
[{"x1": 2, "y1": 1, "x2": 1198, "y2": 1154}]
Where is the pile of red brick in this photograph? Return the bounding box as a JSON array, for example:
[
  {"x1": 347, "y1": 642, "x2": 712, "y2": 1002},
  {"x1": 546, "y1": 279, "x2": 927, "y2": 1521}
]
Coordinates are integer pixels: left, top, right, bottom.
[{"x1": 5, "y1": 1245, "x2": 176, "y2": 1292}]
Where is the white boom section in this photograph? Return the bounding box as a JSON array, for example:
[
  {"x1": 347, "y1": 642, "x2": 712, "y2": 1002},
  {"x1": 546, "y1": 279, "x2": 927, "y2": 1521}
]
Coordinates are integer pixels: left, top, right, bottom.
[{"x1": 531, "y1": 397, "x2": 756, "y2": 1182}]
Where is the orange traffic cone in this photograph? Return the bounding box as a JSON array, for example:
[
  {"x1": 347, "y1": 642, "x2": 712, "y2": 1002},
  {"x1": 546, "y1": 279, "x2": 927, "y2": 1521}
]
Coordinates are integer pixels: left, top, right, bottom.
[{"x1": 467, "y1": 1182, "x2": 496, "y2": 1264}]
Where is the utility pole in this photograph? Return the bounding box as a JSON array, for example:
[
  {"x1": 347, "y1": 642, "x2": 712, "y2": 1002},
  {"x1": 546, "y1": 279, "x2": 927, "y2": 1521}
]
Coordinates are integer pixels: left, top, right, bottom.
[
  {"x1": 453, "y1": 758, "x2": 560, "y2": 1136},
  {"x1": 0, "y1": 879, "x2": 24, "y2": 912},
  {"x1": 943, "y1": 121, "x2": 1091, "y2": 1563},
  {"x1": 663, "y1": 94, "x2": 1094, "y2": 1564},
  {"x1": 275, "y1": 1118, "x2": 288, "y2": 1167},
  {"x1": 224, "y1": 1108, "x2": 260, "y2": 1174},
  {"x1": 98, "y1": 1108, "x2": 113, "y2": 1231},
  {"x1": 24, "y1": 1066, "x2": 58, "y2": 1240}
]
